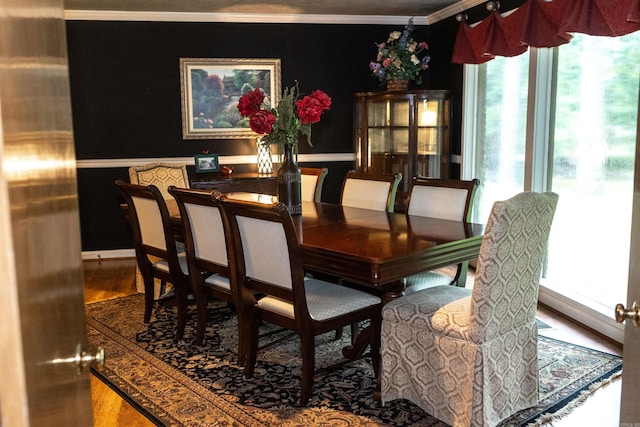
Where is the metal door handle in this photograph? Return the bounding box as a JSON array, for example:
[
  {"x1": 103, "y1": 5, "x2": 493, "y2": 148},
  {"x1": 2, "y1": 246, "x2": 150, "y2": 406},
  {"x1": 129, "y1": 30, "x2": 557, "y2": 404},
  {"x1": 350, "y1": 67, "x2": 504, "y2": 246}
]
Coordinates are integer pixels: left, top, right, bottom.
[
  {"x1": 615, "y1": 301, "x2": 640, "y2": 327},
  {"x1": 77, "y1": 347, "x2": 105, "y2": 373},
  {"x1": 50, "y1": 345, "x2": 105, "y2": 374}
]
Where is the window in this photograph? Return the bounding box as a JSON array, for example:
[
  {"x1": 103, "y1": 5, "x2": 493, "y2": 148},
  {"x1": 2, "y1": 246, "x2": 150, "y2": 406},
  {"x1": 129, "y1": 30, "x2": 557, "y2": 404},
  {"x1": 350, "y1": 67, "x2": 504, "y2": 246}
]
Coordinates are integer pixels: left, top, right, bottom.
[{"x1": 463, "y1": 32, "x2": 640, "y2": 341}]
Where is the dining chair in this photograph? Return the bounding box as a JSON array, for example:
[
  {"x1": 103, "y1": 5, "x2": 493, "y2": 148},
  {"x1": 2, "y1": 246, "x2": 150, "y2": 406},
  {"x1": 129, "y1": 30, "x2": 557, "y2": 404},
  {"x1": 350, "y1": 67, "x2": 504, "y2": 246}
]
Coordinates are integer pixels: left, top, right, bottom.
[
  {"x1": 115, "y1": 180, "x2": 191, "y2": 340},
  {"x1": 128, "y1": 162, "x2": 190, "y2": 200},
  {"x1": 381, "y1": 191, "x2": 559, "y2": 427},
  {"x1": 300, "y1": 167, "x2": 328, "y2": 203},
  {"x1": 168, "y1": 187, "x2": 237, "y2": 349},
  {"x1": 404, "y1": 177, "x2": 480, "y2": 289},
  {"x1": 220, "y1": 197, "x2": 382, "y2": 405},
  {"x1": 129, "y1": 162, "x2": 190, "y2": 299},
  {"x1": 340, "y1": 170, "x2": 402, "y2": 212}
]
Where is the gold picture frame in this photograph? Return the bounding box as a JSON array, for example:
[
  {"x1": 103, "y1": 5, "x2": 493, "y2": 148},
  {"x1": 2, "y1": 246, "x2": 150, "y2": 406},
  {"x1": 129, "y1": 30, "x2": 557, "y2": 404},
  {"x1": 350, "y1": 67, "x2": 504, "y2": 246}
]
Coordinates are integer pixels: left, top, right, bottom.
[{"x1": 180, "y1": 58, "x2": 281, "y2": 140}]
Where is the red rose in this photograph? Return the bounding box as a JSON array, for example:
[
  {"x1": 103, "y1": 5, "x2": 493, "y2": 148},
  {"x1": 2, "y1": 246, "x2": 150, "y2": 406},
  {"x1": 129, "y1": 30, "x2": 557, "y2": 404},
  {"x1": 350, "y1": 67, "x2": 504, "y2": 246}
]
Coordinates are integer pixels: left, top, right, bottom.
[
  {"x1": 238, "y1": 88, "x2": 265, "y2": 117},
  {"x1": 249, "y1": 110, "x2": 276, "y2": 134},
  {"x1": 296, "y1": 90, "x2": 331, "y2": 125},
  {"x1": 309, "y1": 90, "x2": 332, "y2": 110}
]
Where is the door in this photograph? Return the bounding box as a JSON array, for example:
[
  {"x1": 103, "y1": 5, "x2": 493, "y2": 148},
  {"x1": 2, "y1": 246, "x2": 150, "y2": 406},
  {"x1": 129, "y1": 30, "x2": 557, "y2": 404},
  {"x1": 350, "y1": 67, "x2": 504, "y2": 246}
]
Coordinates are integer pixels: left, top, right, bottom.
[
  {"x1": 619, "y1": 88, "x2": 640, "y2": 424},
  {"x1": 0, "y1": 1, "x2": 96, "y2": 425}
]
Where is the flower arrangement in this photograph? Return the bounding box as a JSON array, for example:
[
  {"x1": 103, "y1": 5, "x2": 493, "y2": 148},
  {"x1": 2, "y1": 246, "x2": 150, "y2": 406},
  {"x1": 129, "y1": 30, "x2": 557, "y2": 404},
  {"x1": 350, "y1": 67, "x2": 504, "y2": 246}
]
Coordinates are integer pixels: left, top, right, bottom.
[
  {"x1": 369, "y1": 18, "x2": 431, "y2": 84},
  {"x1": 237, "y1": 82, "x2": 331, "y2": 147}
]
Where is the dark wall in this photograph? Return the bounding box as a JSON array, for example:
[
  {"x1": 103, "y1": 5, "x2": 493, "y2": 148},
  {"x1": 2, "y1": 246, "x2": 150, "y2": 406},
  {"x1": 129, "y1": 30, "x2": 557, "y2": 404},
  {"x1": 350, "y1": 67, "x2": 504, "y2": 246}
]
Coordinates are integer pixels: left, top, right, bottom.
[{"x1": 66, "y1": 18, "x2": 467, "y2": 252}]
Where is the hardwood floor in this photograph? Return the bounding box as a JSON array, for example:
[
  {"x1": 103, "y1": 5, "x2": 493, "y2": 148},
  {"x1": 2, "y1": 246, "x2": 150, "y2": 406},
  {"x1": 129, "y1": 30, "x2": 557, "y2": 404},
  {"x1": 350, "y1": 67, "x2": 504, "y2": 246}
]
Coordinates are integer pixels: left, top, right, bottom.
[{"x1": 85, "y1": 258, "x2": 623, "y2": 426}]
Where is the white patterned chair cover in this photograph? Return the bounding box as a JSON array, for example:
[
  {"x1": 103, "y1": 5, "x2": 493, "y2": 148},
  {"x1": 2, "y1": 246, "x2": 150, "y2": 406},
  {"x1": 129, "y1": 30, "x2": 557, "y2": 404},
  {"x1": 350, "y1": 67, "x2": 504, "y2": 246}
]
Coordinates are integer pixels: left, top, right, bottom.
[
  {"x1": 129, "y1": 162, "x2": 190, "y2": 199},
  {"x1": 381, "y1": 191, "x2": 559, "y2": 427}
]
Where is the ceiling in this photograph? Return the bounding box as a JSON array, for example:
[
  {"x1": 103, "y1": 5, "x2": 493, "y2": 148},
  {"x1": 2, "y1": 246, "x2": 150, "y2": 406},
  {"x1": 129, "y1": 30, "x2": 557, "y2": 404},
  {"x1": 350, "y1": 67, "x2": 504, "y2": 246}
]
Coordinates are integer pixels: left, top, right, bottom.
[{"x1": 64, "y1": 0, "x2": 481, "y2": 24}]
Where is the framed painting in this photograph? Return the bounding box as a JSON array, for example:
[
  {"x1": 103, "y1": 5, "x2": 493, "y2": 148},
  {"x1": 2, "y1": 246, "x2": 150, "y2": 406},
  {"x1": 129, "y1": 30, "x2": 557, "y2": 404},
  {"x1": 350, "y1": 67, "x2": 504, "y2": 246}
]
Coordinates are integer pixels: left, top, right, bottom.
[
  {"x1": 194, "y1": 154, "x2": 220, "y2": 173},
  {"x1": 180, "y1": 58, "x2": 281, "y2": 139}
]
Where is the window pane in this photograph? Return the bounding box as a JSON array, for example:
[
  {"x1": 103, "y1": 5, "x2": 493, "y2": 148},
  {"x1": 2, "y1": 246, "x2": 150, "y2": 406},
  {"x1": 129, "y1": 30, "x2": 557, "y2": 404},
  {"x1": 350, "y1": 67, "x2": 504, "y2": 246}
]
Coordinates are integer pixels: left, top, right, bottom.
[
  {"x1": 472, "y1": 54, "x2": 530, "y2": 223},
  {"x1": 546, "y1": 33, "x2": 640, "y2": 312}
]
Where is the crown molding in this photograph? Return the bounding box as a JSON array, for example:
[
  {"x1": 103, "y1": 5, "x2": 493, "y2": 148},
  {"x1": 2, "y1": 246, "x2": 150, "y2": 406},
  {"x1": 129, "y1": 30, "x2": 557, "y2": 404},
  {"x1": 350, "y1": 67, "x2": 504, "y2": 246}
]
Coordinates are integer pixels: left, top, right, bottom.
[
  {"x1": 64, "y1": 10, "x2": 431, "y2": 25},
  {"x1": 425, "y1": 0, "x2": 485, "y2": 24}
]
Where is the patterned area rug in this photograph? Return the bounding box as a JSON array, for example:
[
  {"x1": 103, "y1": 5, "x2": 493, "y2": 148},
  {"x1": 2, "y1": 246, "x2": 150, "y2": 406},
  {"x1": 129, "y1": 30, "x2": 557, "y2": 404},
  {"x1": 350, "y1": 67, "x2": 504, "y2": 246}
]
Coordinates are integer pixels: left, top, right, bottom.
[{"x1": 86, "y1": 294, "x2": 622, "y2": 426}]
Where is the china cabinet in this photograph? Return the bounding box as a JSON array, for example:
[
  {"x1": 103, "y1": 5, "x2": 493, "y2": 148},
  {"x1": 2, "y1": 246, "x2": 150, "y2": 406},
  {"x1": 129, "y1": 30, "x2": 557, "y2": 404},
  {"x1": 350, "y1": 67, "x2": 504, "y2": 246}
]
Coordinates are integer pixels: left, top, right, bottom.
[{"x1": 353, "y1": 90, "x2": 451, "y2": 207}]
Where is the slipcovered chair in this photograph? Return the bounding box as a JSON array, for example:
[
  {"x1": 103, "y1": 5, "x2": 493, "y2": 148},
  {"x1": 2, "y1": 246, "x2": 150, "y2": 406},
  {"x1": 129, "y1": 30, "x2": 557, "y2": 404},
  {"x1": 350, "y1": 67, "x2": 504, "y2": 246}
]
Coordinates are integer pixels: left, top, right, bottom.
[
  {"x1": 129, "y1": 162, "x2": 190, "y2": 298},
  {"x1": 381, "y1": 191, "x2": 559, "y2": 427},
  {"x1": 221, "y1": 197, "x2": 382, "y2": 405},
  {"x1": 340, "y1": 170, "x2": 402, "y2": 212},
  {"x1": 300, "y1": 167, "x2": 328, "y2": 203},
  {"x1": 115, "y1": 180, "x2": 192, "y2": 341},
  {"x1": 168, "y1": 187, "x2": 236, "y2": 348},
  {"x1": 129, "y1": 162, "x2": 190, "y2": 200},
  {"x1": 404, "y1": 177, "x2": 480, "y2": 290}
]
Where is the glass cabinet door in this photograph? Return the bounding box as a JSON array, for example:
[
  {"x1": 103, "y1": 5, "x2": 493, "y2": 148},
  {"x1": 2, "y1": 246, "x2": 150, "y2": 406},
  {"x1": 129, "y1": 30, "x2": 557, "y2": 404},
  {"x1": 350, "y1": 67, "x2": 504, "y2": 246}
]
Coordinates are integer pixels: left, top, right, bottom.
[
  {"x1": 366, "y1": 99, "x2": 410, "y2": 179},
  {"x1": 354, "y1": 90, "x2": 451, "y2": 206}
]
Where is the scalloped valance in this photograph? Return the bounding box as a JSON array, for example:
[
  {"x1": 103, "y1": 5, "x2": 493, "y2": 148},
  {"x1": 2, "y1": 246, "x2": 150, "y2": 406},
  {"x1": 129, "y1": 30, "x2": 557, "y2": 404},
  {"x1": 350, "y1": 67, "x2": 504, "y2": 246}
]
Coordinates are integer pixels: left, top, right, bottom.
[{"x1": 453, "y1": 0, "x2": 640, "y2": 64}]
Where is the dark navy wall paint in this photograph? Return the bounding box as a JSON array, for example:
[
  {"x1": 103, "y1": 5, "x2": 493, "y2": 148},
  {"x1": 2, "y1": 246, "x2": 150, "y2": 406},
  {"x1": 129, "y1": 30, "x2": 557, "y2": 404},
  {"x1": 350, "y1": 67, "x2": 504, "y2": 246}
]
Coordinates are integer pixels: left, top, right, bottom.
[{"x1": 66, "y1": 16, "x2": 481, "y2": 251}]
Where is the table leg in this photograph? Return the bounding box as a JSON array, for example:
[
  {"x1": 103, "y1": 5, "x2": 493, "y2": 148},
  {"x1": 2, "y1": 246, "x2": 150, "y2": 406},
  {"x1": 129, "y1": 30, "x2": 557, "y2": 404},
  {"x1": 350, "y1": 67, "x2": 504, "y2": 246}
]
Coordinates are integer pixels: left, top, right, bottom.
[{"x1": 382, "y1": 280, "x2": 406, "y2": 304}]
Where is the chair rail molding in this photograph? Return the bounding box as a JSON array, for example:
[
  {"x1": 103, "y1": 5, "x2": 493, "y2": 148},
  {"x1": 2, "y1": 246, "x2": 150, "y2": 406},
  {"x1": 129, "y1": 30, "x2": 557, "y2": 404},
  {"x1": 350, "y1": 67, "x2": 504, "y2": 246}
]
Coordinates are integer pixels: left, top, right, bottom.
[{"x1": 76, "y1": 153, "x2": 355, "y2": 168}]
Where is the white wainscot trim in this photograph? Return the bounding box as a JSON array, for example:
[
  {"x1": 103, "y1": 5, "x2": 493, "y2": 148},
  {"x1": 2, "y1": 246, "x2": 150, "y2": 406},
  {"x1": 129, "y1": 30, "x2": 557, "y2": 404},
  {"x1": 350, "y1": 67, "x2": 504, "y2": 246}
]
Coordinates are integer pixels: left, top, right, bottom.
[{"x1": 76, "y1": 153, "x2": 355, "y2": 169}]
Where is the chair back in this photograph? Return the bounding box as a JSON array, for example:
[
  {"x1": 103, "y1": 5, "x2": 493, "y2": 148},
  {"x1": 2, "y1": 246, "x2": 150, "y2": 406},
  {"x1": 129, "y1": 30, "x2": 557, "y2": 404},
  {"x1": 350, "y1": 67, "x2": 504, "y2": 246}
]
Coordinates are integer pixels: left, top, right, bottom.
[
  {"x1": 407, "y1": 178, "x2": 479, "y2": 221},
  {"x1": 129, "y1": 162, "x2": 190, "y2": 200},
  {"x1": 168, "y1": 187, "x2": 229, "y2": 278},
  {"x1": 340, "y1": 170, "x2": 402, "y2": 212},
  {"x1": 300, "y1": 167, "x2": 328, "y2": 203},
  {"x1": 221, "y1": 198, "x2": 309, "y2": 319},
  {"x1": 470, "y1": 191, "x2": 558, "y2": 343},
  {"x1": 115, "y1": 180, "x2": 180, "y2": 269}
]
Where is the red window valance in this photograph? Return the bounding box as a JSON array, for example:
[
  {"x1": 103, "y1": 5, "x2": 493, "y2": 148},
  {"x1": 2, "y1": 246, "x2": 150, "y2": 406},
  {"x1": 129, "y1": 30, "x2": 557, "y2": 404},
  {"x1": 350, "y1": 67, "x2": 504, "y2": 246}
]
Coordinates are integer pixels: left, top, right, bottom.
[{"x1": 453, "y1": 0, "x2": 640, "y2": 65}]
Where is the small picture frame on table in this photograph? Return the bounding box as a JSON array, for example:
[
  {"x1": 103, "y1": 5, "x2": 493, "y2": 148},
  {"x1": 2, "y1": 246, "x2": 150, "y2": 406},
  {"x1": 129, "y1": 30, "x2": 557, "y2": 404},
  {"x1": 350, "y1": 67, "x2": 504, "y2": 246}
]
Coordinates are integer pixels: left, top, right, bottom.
[{"x1": 194, "y1": 154, "x2": 220, "y2": 173}]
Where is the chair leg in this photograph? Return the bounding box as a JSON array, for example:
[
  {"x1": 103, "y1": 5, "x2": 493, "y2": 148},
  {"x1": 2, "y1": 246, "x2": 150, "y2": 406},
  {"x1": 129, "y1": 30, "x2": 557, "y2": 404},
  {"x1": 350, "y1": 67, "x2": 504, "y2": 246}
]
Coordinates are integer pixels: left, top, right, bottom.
[
  {"x1": 244, "y1": 317, "x2": 260, "y2": 378},
  {"x1": 174, "y1": 280, "x2": 189, "y2": 341},
  {"x1": 350, "y1": 322, "x2": 359, "y2": 345},
  {"x1": 370, "y1": 314, "x2": 382, "y2": 378},
  {"x1": 236, "y1": 310, "x2": 247, "y2": 367},
  {"x1": 299, "y1": 333, "x2": 315, "y2": 405},
  {"x1": 141, "y1": 270, "x2": 154, "y2": 323},
  {"x1": 451, "y1": 261, "x2": 470, "y2": 287},
  {"x1": 334, "y1": 327, "x2": 343, "y2": 340},
  {"x1": 195, "y1": 295, "x2": 207, "y2": 346}
]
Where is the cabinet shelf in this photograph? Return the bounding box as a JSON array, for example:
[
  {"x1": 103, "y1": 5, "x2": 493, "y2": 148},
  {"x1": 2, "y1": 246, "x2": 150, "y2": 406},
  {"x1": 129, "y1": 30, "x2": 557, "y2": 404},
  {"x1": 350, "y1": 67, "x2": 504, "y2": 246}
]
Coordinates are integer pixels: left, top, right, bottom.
[{"x1": 353, "y1": 90, "x2": 451, "y2": 209}]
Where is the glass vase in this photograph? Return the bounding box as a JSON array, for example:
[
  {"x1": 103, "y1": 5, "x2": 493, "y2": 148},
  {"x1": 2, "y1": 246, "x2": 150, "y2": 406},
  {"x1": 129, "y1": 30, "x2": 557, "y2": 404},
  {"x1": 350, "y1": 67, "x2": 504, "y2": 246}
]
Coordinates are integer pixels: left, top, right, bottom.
[{"x1": 277, "y1": 143, "x2": 302, "y2": 214}]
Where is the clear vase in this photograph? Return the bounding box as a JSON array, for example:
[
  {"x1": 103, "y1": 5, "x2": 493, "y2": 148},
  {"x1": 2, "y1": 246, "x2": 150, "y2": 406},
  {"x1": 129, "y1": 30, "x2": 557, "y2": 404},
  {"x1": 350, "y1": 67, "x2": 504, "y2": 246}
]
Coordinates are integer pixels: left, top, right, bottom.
[{"x1": 277, "y1": 144, "x2": 302, "y2": 214}]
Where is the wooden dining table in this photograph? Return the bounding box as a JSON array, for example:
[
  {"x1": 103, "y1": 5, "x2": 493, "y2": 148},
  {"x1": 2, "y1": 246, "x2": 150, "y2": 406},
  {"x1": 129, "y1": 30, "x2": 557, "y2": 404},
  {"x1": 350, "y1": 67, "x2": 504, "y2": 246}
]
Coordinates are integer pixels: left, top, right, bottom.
[{"x1": 218, "y1": 193, "x2": 485, "y2": 303}]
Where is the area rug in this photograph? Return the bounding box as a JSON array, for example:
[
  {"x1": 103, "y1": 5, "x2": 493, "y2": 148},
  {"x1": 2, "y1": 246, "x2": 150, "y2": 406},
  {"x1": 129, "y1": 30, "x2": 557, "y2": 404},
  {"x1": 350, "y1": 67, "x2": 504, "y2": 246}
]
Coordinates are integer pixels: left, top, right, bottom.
[{"x1": 86, "y1": 294, "x2": 622, "y2": 426}]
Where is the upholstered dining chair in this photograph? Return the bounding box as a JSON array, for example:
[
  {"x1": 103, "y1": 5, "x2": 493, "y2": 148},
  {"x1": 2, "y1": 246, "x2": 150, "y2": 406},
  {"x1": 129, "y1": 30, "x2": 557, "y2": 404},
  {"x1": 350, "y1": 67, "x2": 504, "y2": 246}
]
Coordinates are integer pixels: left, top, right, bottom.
[
  {"x1": 381, "y1": 191, "x2": 559, "y2": 427},
  {"x1": 340, "y1": 170, "x2": 402, "y2": 212},
  {"x1": 220, "y1": 197, "x2": 382, "y2": 405},
  {"x1": 404, "y1": 177, "x2": 480, "y2": 290},
  {"x1": 300, "y1": 167, "x2": 328, "y2": 203},
  {"x1": 115, "y1": 180, "x2": 192, "y2": 341},
  {"x1": 128, "y1": 162, "x2": 190, "y2": 200},
  {"x1": 168, "y1": 187, "x2": 237, "y2": 349},
  {"x1": 129, "y1": 162, "x2": 190, "y2": 299}
]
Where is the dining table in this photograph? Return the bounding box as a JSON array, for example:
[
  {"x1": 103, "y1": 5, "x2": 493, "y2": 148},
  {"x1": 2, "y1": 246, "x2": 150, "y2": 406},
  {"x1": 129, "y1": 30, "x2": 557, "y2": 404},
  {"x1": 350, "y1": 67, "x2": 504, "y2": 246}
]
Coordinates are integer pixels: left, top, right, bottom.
[{"x1": 218, "y1": 192, "x2": 485, "y2": 304}]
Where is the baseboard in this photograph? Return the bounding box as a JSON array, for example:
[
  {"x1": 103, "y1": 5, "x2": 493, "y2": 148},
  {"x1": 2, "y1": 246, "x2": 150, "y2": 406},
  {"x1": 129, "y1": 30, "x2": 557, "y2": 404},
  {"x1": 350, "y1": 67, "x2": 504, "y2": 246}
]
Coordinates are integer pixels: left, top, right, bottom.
[
  {"x1": 538, "y1": 285, "x2": 624, "y2": 344},
  {"x1": 82, "y1": 249, "x2": 135, "y2": 260}
]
